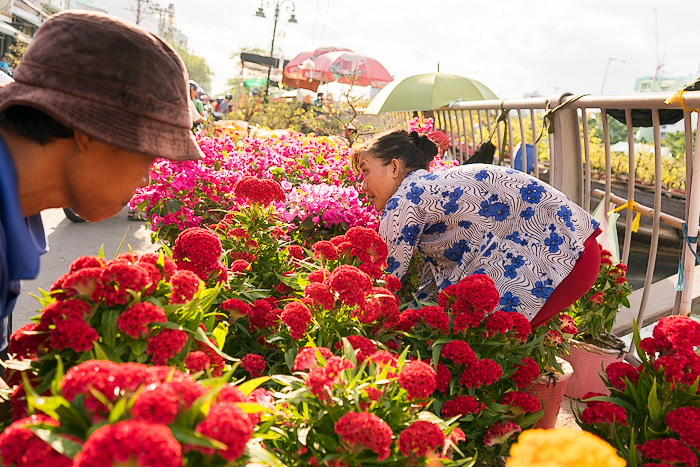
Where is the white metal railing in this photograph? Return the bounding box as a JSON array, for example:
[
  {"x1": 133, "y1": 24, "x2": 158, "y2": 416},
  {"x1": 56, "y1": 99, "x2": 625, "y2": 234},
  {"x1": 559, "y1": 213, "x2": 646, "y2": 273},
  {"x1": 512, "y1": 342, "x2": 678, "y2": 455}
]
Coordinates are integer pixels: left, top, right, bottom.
[{"x1": 362, "y1": 91, "x2": 700, "y2": 340}]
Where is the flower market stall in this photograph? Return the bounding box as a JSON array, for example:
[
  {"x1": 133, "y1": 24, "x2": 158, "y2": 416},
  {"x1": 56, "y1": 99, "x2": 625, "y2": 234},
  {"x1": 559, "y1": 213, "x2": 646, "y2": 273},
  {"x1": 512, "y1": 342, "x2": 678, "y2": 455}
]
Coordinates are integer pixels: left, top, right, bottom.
[{"x1": 0, "y1": 118, "x2": 694, "y2": 467}]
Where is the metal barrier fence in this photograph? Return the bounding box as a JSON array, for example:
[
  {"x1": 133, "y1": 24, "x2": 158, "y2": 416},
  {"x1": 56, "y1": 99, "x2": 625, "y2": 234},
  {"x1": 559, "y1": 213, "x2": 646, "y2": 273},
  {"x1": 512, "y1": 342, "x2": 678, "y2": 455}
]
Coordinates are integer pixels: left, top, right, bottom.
[{"x1": 360, "y1": 91, "x2": 700, "y2": 342}]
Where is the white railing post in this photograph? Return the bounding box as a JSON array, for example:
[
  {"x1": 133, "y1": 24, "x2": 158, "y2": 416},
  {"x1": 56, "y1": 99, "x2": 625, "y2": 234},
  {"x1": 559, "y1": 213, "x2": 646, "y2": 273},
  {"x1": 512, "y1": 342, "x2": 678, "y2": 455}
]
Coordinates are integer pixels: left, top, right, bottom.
[
  {"x1": 680, "y1": 118, "x2": 700, "y2": 315},
  {"x1": 548, "y1": 93, "x2": 583, "y2": 205}
]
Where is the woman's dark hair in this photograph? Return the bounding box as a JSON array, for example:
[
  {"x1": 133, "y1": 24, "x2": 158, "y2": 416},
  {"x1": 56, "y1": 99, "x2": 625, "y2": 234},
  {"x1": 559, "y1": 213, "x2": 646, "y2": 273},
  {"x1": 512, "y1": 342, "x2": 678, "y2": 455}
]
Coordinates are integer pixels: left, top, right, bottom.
[
  {"x1": 0, "y1": 106, "x2": 73, "y2": 145},
  {"x1": 352, "y1": 129, "x2": 438, "y2": 172}
]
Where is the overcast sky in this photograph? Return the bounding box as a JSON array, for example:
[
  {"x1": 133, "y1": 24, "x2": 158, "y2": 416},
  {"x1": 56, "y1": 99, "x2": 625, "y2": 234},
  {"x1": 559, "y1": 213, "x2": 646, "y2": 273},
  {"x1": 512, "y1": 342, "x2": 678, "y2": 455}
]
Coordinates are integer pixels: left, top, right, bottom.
[{"x1": 90, "y1": 0, "x2": 700, "y2": 98}]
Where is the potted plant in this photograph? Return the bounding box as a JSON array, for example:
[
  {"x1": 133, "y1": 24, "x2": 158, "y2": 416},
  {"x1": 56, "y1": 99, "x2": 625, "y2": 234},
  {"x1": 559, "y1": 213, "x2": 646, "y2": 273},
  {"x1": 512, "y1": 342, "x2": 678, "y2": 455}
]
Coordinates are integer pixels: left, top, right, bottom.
[
  {"x1": 575, "y1": 315, "x2": 700, "y2": 466},
  {"x1": 563, "y1": 245, "x2": 631, "y2": 399}
]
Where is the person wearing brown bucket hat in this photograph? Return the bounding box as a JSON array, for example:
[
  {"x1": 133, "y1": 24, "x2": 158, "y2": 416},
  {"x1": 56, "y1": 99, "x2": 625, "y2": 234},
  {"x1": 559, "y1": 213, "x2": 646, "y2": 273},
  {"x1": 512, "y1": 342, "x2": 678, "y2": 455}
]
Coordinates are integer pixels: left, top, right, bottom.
[{"x1": 0, "y1": 10, "x2": 204, "y2": 363}]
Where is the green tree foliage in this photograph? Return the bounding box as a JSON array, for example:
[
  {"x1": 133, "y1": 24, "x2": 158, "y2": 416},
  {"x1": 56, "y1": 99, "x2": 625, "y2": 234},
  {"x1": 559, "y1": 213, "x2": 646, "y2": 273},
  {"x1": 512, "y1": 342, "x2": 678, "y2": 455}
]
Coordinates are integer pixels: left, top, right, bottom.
[
  {"x1": 6, "y1": 27, "x2": 29, "y2": 68},
  {"x1": 587, "y1": 112, "x2": 628, "y2": 144},
  {"x1": 173, "y1": 45, "x2": 212, "y2": 92}
]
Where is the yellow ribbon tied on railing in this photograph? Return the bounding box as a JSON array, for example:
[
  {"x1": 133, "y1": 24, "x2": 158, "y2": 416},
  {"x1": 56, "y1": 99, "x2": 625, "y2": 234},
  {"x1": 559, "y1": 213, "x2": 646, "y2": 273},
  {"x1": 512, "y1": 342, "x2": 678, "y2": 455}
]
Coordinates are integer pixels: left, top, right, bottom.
[
  {"x1": 665, "y1": 89, "x2": 700, "y2": 113},
  {"x1": 608, "y1": 201, "x2": 641, "y2": 233}
]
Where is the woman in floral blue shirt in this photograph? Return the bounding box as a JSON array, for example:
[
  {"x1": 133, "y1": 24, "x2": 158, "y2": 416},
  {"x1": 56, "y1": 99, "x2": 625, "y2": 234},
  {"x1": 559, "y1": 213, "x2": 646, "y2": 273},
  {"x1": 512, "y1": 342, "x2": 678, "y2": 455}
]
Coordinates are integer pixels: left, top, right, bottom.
[{"x1": 353, "y1": 129, "x2": 601, "y2": 326}]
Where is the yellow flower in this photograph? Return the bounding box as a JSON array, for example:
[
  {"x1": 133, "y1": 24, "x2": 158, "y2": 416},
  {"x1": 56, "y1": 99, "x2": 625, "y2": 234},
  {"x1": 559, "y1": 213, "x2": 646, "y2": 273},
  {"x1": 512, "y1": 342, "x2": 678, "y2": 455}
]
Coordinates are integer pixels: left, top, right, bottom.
[{"x1": 508, "y1": 428, "x2": 625, "y2": 467}]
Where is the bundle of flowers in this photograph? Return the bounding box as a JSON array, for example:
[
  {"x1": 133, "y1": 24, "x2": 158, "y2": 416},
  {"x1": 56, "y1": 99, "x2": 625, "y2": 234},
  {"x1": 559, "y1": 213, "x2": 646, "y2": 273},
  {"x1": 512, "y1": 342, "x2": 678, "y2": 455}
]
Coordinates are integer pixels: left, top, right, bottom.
[
  {"x1": 576, "y1": 315, "x2": 700, "y2": 466},
  {"x1": 264, "y1": 344, "x2": 465, "y2": 466},
  {"x1": 6, "y1": 251, "x2": 226, "y2": 413},
  {"x1": 0, "y1": 360, "x2": 280, "y2": 467},
  {"x1": 398, "y1": 274, "x2": 546, "y2": 465}
]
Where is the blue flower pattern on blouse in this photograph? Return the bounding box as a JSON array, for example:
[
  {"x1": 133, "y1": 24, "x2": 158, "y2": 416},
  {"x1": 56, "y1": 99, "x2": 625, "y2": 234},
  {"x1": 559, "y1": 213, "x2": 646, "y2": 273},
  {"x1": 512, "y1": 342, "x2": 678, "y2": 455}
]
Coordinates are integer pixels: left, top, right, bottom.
[
  {"x1": 520, "y1": 182, "x2": 546, "y2": 204},
  {"x1": 425, "y1": 222, "x2": 448, "y2": 235},
  {"x1": 479, "y1": 200, "x2": 510, "y2": 221},
  {"x1": 475, "y1": 170, "x2": 488, "y2": 181},
  {"x1": 399, "y1": 224, "x2": 421, "y2": 245},
  {"x1": 406, "y1": 186, "x2": 424, "y2": 204},
  {"x1": 386, "y1": 256, "x2": 399, "y2": 273},
  {"x1": 557, "y1": 206, "x2": 575, "y2": 231},
  {"x1": 445, "y1": 240, "x2": 471, "y2": 263},
  {"x1": 500, "y1": 291, "x2": 520, "y2": 312},
  {"x1": 385, "y1": 198, "x2": 399, "y2": 211},
  {"x1": 458, "y1": 220, "x2": 472, "y2": 229}
]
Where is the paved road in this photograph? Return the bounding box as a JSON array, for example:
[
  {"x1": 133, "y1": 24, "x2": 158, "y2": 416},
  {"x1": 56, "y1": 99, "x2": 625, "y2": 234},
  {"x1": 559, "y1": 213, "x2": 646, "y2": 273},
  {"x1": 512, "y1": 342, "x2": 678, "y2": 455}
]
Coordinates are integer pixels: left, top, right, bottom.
[{"x1": 13, "y1": 206, "x2": 159, "y2": 331}]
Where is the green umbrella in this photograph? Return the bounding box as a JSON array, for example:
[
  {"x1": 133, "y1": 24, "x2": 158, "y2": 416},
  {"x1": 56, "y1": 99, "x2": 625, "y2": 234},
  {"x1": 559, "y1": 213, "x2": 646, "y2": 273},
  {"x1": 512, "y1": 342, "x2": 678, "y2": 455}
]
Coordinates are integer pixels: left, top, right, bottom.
[{"x1": 364, "y1": 72, "x2": 497, "y2": 115}]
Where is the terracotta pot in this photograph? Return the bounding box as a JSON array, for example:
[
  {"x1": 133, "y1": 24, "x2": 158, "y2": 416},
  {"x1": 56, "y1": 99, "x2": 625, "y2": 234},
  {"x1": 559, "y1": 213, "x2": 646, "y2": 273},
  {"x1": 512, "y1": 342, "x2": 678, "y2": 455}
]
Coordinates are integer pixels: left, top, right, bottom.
[
  {"x1": 525, "y1": 358, "x2": 573, "y2": 429},
  {"x1": 562, "y1": 339, "x2": 625, "y2": 399}
]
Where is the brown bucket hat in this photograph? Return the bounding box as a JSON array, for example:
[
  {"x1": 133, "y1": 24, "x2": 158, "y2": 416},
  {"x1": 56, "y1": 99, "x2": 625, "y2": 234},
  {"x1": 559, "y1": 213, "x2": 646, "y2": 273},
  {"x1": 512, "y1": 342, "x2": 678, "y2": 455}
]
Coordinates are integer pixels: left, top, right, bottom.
[{"x1": 0, "y1": 10, "x2": 203, "y2": 161}]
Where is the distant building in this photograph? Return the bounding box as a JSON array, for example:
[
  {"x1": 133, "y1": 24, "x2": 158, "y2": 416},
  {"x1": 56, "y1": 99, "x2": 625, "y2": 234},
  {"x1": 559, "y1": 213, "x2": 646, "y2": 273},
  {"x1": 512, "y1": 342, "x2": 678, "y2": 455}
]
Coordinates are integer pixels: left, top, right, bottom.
[{"x1": 634, "y1": 75, "x2": 693, "y2": 93}]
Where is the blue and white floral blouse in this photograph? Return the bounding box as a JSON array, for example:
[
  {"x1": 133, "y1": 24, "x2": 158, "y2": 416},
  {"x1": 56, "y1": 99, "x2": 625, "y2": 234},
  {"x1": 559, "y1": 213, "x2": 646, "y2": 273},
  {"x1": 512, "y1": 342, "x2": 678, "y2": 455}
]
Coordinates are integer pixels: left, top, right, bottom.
[{"x1": 379, "y1": 164, "x2": 600, "y2": 321}]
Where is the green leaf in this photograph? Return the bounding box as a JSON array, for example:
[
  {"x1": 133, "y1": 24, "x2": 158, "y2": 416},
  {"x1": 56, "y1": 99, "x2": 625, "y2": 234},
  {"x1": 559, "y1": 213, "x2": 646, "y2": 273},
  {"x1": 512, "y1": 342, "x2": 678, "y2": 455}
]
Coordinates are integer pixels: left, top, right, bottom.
[
  {"x1": 647, "y1": 379, "x2": 663, "y2": 425},
  {"x1": 235, "y1": 402, "x2": 267, "y2": 414},
  {"x1": 246, "y1": 442, "x2": 286, "y2": 467},
  {"x1": 170, "y1": 425, "x2": 227, "y2": 449},
  {"x1": 212, "y1": 322, "x2": 229, "y2": 349},
  {"x1": 238, "y1": 377, "x2": 270, "y2": 396},
  {"x1": 29, "y1": 427, "x2": 84, "y2": 458},
  {"x1": 165, "y1": 199, "x2": 181, "y2": 212}
]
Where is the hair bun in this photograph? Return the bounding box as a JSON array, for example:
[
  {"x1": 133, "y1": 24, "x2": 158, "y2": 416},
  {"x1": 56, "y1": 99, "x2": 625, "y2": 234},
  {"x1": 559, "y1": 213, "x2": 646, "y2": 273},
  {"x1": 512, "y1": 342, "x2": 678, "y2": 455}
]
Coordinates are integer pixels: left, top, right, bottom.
[{"x1": 409, "y1": 130, "x2": 439, "y2": 161}]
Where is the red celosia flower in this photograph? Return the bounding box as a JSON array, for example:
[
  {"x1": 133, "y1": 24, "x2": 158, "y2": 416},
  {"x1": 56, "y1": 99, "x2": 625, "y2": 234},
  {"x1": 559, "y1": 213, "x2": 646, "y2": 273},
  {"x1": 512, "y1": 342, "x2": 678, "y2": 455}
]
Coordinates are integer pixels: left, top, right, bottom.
[
  {"x1": 653, "y1": 353, "x2": 700, "y2": 386},
  {"x1": 307, "y1": 367, "x2": 334, "y2": 399},
  {"x1": 328, "y1": 265, "x2": 373, "y2": 306},
  {"x1": 194, "y1": 339, "x2": 225, "y2": 377},
  {"x1": 483, "y1": 420, "x2": 522, "y2": 446},
  {"x1": 91, "y1": 262, "x2": 150, "y2": 306},
  {"x1": 221, "y1": 298, "x2": 252, "y2": 319},
  {"x1": 484, "y1": 310, "x2": 514, "y2": 336},
  {"x1": 454, "y1": 274, "x2": 500, "y2": 313},
  {"x1": 396, "y1": 308, "x2": 421, "y2": 332},
  {"x1": 358, "y1": 261, "x2": 384, "y2": 279},
  {"x1": 421, "y1": 305, "x2": 450, "y2": 332},
  {"x1": 637, "y1": 438, "x2": 697, "y2": 467},
  {"x1": 589, "y1": 292, "x2": 604, "y2": 305},
  {"x1": 241, "y1": 353, "x2": 266, "y2": 377},
  {"x1": 8, "y1": 323, "x2": 45, "y2": 359},
  {"x1": 459, "y1": 359, "x2": 502, "y2": 388},
  {"x1": 367, "y1": 351, "x2": 399, "y2": 372},
  {"x1": 69, "y1": 255, "x2": 105, "y2": 272},
  {"x1": 117, "y1": 302, "x2": 167, "y2": 338},
  {"x1": 169, "y1": 269, "x2": 201, "y2": 304},
  {"x1": 381, "y1": 274, "x2": 401, "y2": 293},
  {"x1": 581, "y1": 401, "x2": 628, "y2": 425},
  {"x1": 346, "y1": 226, "x2": 389, "y2": 264},
  {"x1": 284, "y1": 245, "x2": 305, "y2": 261},
  {"x1": 184, "y1": 351, "x2": 210, "y2": 373},
  {"x1": 248, "y1": 299, "x2": 272, "y2": 330},
  {"x1": 74, "y1": 420, "x2": 182, "y2": 467},
  {"x1": 653, "y1": 315, "x2": 700, "y2": 354},
  {"x1": 293, "y1": 347, "x2": 333, "y2": 371},
  {"x1": 312, "y1": 241, "x2": 338, "y2": 261},
  {"x1": 0, "y1": 415, "x2": 73, "y2": 467},
  {"x1": 116, "y1": 252, "x2": 140, "y2": 264},
  {"x1": 399, "y1": 360, "x2": 437, "y2": 400},
  {"x1": 61, "y1": 267, "x2": 102, "y2": 297},
  {"x1": 307, "y1": 268, "x2": 330, "y2": 283},
  {"x1": 339, "y1": 335, "x2": 377, "y2": 363},
  {"x1": 605, "y1": 361, "x2": 640, "y2": 390},
  {"x1": 666, "y1": 406, "x2": 700, "y2": 449},
  {"x1": 173, "y1": 227, "x2": 222, "y2": 272},
  {"x1": 234, "y1": 176, "x2": 285, "y2": 205},
  {"x1": 441, "y1": 395, "x2": 486, "y2": 417},
  {"x1": 364, "y1": 287, "x2": 400, "y2": 329},
  {"x1": 136, "y1": 262, "x2": 162, "y2": 295},
  {"x1": 131, "y1": 384, "x2": 179, "y2": 424},
  {"x1": 230, "y1": 259, "x2": 251, "y2": 273},
  {"x1": 435, "y1": 362, "x2": 451, "y2": 394},
  {"x1": 512, "y1": 358, "x2": 540, "y2": 388},
  {"x1": 500, "y1": 391, "x2": 541, "y2": 414},
  {"x1": 137, "y1": 252, "x2": 177, "y2": 281},
  {"x1": 50, "y1": 317, "x2": 99, "y2": 352},
  {"x1": 509, "y1": 312, "x2": 532, "y2": 340},
  {"x1": 334, "y1": 411, "x2": 393, "y2": 461},
  {"x1": 195, "y1": 401, "x2": 254, "y2": 461},
  {"x1": 281, "y1": 302, "x2": 312, "y2": 339},
  {"x1": 558, "y1": 314, "x2": 578, "y2": 335},
  {"x1": 441, "y1": 340, "x2": 477, "y2": 365},
  {"x1": 61, "y1": 360, "x2": 121, "y2": 420},
  {"x1": 217, "y1": 385, "x2": 247, "y2": 404},
  {"x1": 438, "y1": 284, "x2": 459, "y2": 308},
  {"x1": 146, "y1": 328, "x2": 189, "y2": 365},
  {"x1": 398, "y1": 421, "x2": 445, "y2": 458},
  {"x1": 38, "y1": 298, "x2": 91, "y2": 330},
  {"x1": 304, "y1": 282, "x2": 336, "y2": 310},
  {"x1": 545, "y1": 329, "x2": 563, "y2": 345},
  {"x1": 364, "y1": 386, "x2": 382, "y2": 401},
  {"x1": 452, "y1": 309, "x2": 486, "y2": 331}
]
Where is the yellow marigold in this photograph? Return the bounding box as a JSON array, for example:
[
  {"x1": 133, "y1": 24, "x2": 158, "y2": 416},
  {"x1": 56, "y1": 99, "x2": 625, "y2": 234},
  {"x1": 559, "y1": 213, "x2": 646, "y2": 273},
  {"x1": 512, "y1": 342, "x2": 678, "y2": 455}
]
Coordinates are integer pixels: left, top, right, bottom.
[{"x1": 508, "y1": 428, "x2": 625, "y2": 467}]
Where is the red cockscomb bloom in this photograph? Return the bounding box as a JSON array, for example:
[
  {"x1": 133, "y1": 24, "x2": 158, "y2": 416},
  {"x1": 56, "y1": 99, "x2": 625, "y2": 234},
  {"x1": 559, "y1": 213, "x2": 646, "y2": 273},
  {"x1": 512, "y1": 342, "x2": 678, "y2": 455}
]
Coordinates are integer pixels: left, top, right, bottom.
[
  {"x1": 441, "y1": 395, "x2": 486, "y2": 417},
  {"x1": 589, "y1": 292, "x2": 604, "y2": 305},
  {"x1": 512, "y1": 357, "x2": 540, "y2": 389},
  {"x1": 483, "y1": 420, "x2": 521, "y2": 447},
  {"x1": 61, "y1": 267, "x2": 102, "y2": 297},
  {"x1": 293, "y1": 347, "x2": 333, "y2": 371},
  {"x1": 74, "y1": 420, "x2": 182, "y2": 467},
  {"x1": 421, "y1": 305, "x2": 450, "y2": 332},
  {"x1": 172, "y1": 227, "x2": 222, "y2": 279},
  {"x1": 281, "y1": 302, "x2": 312, "y2": 339},
  {"x1": 441, "y1": 340, "x2": 477, "y2": 366},
  {"x1": 438, "y1": 284, "x2": 459, "y2": 308},
  {"x1": 241, "y1": 353, "x2": 266, "y2": 377},
  {"x1": 666, "y1": 406, "x2": 700, "y2": 449},
  {"x1": 581, "y1": 401, "x2": 627, "y2": 425},
  {"x1": 38, "y1": 298, "x2": 92, "y2": 330},
  {"x1": 381, "y1": 274, "x2": 401, "y2": 294},
  {"x1": 509, "y1": 312, "x2": 532, "y2": 340},
  {"x1": 637, "y1": 438, "x2": 697, "y2": 467},
  {"x1": 184, "y1": 351, "x2": 211, "y2": 373},
  {"x1": 399, "y1": 360, "x2": 437, "y2": 400},
  {"x1": 69, "y1": 255, "x2": 104, "y2": 272},
  {"x1": 484, "y1": 310, "x2": 513, "y2": 336},
  {"x1": 652, "y1": 315, "x2": 700, "y2": 353},
  {"x1": 452, "y1": 309, "x2": 486, "y2": 331},
  {"x1": 137, "y1": 252, "x2": 177, "y2": 281},
  {"x1": 194, "y1": 339, "x2": 225, "y2": 377},
  {"x1": 61, "y1": 360, "x2": 121, "y2": 420},
  {"x1": 307, "y1": 268, "x2": 330, "y2": 283},
  {"x1": 169, "y1": 269, "x2": 201, "y2": 304},
  {"x1": 146, "y1": 328, "x2": 189, "y2": 365},
  {"x1": 398, "y1": 421, "x2": 445, "y2": 458},
  {"x1": 195, "y1": 402, "x2": 254, "y2": 461},
  {"x1": 221, "y1": 298, "x2": 252, "y2": 319},
  {"x1": 216, "y1": 385, "x2": 247, "y2": 404},
  {"x1": 500, "y1": 391, "x2": 541, "y2": 414},
  {"x1": 459, "y1": 359, "x2": 503, "y2": 388},
  {"x1": 328, "y1": 265, "x2": 373, "y2": 306},
  {"x1": 0, "y1": 415, "x2": 73, "y2": 467},
  {"x1": 130, "y1": 384, "x2": 179, "y2": 424},
  {"x1": 91, "y1": 262, "x2": 150, "y2": 306},
  {"x1": 339, "y1": 335, "x2": 376, "y2": 363},
  {"x1": 367, "y1": 351, "x2": 399, "y2": 372},
  {"x1": 284, "y1": 245, "x2": 305, "y2": 261},
  {"x1": 334, "y1": 412, "x2": 393, "y2": 461},
  {"x1": 435, "y1": 362, "x2": 451, "y2": 394},
  {"x1": 136, "y1": 262, "x2": 162, "y2": 295},
  {"x1": 117, "y1": 302, "x2": 167, "y2": 338},
  {"x1": 230, "y1": 259, "x2": 251, "y2": 273},
  {"x1": 304, "y1": 282, "x2": 335, "y2": 310},
  {"x1": 50, "y1": 317, "x2": 99, "y2": 352},
  {"x1": 454, "y1": 274, "x2": 500, "y2": 313},
  {"x1": 558, "y1": 314, "x2": 578, "y2": 335},
  {"x1": 234, "y1": 176, "x2": 285, "y2": 205},
  {"x1": 605, "y1": 361, "x2": 640, "y2": 390},
  {"x1": 8, "y1": 323, "x2": 45, "y2": 359},
  {"x1": 248, "y1": 299, "x2": 272, "y2": 330},
  {"x1": 396, "y1": 308, "x2": 421, "y2": 332},
  {"x1": 312, "y1": 241, "x2": 338, "y2": 261}
]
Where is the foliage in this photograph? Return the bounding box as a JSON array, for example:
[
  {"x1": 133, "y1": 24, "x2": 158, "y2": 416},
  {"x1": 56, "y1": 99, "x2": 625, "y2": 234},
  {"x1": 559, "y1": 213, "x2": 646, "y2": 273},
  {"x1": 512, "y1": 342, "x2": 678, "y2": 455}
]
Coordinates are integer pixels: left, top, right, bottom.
[
  {"x1": 567, "y1": 246, "x2": 631, "y2": 344},
  {"x1": 6, "y1": 27, "x2": 29, "y2": 69},
  {"x1": 576, "y1": 316, "x2": 700, "y2": 467},
  {"x1": 174, "y1": 45, "x2": 213, "y2": 91}
]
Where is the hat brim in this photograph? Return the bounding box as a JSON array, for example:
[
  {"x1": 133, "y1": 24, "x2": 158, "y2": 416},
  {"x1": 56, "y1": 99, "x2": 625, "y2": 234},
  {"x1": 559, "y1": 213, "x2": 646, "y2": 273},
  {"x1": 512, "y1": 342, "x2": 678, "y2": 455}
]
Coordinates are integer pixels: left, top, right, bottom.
[{"x1": 0, "y1": 81, "x2": 203, "y2": 161}]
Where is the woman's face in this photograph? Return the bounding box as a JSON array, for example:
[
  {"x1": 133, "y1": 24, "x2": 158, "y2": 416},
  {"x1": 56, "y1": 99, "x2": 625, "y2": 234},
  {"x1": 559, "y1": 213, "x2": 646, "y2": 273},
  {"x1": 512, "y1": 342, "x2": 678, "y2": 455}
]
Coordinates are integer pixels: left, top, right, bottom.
[{"x1": 358, "y1": 152, "x2": 402, "y2": 211}]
